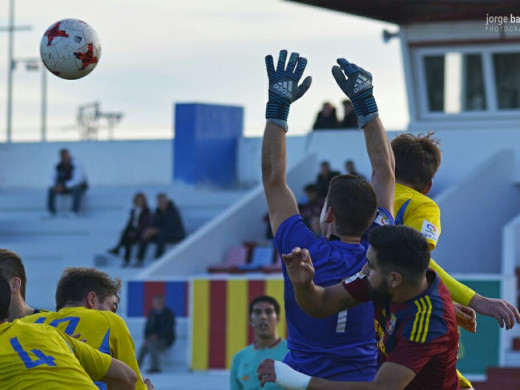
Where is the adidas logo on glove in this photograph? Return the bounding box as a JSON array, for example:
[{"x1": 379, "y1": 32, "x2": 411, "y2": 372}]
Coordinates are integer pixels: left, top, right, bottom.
[
  {"x1": 274, "y1": 81, "x2": 293, "y2": 98},
  {"x1": 353, "y1": 74, "x2": 371, "y2": 93}
]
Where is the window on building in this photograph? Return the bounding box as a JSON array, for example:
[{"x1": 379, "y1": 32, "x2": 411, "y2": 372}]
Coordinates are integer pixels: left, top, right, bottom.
[
  {"x1": 494, "y1": 53, "x2": 520, "y2": 109},
  {"x1": 424, "y1": 55, "x2": 445, "y2": 112},
  {"x1": 423, "y1": 53, "x2": 486, "y2": 114},
  {"x1": 464, "y1": 54, "x2": 486, "y2": 111}
]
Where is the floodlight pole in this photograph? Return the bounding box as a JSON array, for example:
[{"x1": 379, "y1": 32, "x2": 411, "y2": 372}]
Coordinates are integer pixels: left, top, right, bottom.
[
  {"x1": 1, "y1": 0, "x2": 32, "y2": 143},
  {"x1": 6, "y1": 0, "x2": 14, "y2": 143},
  {"x1": 41, "y1": 62, "x2": 47, "y2": 141}
]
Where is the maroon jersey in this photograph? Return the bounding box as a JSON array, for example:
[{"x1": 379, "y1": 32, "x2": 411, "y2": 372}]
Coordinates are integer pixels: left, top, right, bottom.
[{"x1": 343, "y1": 270, "x2": 460, "y2": 390}]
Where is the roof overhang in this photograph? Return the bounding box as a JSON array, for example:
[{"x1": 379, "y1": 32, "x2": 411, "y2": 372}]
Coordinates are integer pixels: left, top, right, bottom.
[{"x1": 286, "y1": 1, "x2": 517, "y2": 25}]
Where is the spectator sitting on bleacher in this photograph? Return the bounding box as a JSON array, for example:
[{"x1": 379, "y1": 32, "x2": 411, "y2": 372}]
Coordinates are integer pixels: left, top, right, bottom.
[
  {"x1": 137, "y1": 294, "x2": 176, "y2": 374},
  {"x1": 338, "y1": 99, "x2": 358, "y2": 129},
  {"x1": 315, "y1": 161, "x2": 340, "y2": 199},
  {"x1": 344, "y1": 159, "x2": 366, "y2": 181},
  {"x1": 135, "y1": 193, "x2": 186, "y2": 266},
  {"x1": 312, "y1": 102, "x2": 338, "y2": 130},
  {"x1": 299, "y1": 184, "x2": 323, "y2": 236},
  {"x1": 47, "y1": 148, "x2": 88, "y2": 217},
  {"x1": 108, "y1": 192, "x2": 152, "y2": 267}
]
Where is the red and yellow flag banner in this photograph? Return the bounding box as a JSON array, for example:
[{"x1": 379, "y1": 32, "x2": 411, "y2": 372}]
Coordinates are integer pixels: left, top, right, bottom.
[{"x1": 191, "y1": 278, "x2": 286, "y2": 370}]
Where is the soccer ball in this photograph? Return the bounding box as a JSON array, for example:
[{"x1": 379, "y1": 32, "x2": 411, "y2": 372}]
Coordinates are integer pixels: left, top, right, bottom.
[{"x1": 40, "y1": 19, "x2": 101, "y2": 80}]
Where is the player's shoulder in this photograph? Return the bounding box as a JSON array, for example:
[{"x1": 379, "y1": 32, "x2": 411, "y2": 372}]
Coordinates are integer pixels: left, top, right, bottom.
[
  {"x1": 21, "y1": 309, "x2": 54, "y2": 323},
  {"x1": 96, "y1": 309, "x2": 128, "y2": 326},
  {"x1": 395, "y1": 183, "x2": 438, "y2": 208},
  {"x1": 100, "y1": 311, "x2": 133, "y2": 336},
  {"x1": 14, "y1": 319, "x2": 59, "y2": 336},
  {"x1": 408, "y1": 190, "x2": 439, "y2": 212},
  {"x1": 232, "y1": 344, "x2": 255, "y2": 363},
  {"x1": 399, "y1": 276, "x2": 449, "y2": 344}
]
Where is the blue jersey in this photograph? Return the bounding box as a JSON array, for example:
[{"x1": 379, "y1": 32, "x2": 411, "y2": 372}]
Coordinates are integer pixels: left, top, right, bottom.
[{"x1": 274, "y1": 208, "x2": 394, "y2": 381}]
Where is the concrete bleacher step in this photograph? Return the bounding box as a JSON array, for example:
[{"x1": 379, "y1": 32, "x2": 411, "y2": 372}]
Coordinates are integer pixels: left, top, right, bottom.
[
  {"x1": 0, "y1": 185, "x2": 249, "y2": 312},
  {"x1": 0, "y1": 184, "x2": 250, "y2": 383}
]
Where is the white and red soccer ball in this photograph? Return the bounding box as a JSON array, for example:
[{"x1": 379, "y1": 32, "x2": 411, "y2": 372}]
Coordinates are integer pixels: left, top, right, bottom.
[{"x1": 40, "y1": 18, "x2": 101, "y2": 80}]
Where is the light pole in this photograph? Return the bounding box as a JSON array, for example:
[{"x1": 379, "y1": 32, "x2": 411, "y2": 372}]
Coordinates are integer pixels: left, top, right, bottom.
[
  {"x1": 13, "y1": 58, "x2": 48, "y2": 142},
  {"x1": 0, "y1": 0, "x2": 32, "y2": 143}
]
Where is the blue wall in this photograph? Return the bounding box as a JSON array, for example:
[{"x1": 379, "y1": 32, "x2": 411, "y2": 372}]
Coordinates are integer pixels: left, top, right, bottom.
[{"x1": 174, "y1": 103, "x2": 243, "y2": 188}]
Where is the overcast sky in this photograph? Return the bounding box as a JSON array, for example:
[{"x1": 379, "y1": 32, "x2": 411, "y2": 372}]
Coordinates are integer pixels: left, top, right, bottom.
[{"x1": 0, "y1": 0, "x2": 407, "y2": 141}]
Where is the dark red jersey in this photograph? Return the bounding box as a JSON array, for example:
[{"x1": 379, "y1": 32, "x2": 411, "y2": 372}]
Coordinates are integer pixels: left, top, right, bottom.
[{"x1": 343, "y1": 270, "x2": 460, "y2": 390}]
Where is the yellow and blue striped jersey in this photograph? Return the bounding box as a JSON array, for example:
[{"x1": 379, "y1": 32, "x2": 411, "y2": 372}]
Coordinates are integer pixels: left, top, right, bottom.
[
  {"x1": 0, "y1": 320, "x2": 111, "y2": 389},
  {"x1": 22, "y1": 306, "x2": 145, "y2": 389}
]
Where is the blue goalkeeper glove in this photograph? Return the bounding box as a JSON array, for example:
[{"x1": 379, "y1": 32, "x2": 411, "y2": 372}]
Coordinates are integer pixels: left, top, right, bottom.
[
  {"x1": 332, "y1": 58, "x2": 378, "y2": 128},
  {"x1": 265, "y1": 50, "x2": 312, "y2": 131}
]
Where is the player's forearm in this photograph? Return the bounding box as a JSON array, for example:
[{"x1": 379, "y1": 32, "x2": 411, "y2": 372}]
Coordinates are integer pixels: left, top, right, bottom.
[
  {"x1": 262, "y1": 122, "x2": 287, "y2": 189},
  {"x1": 293, "y1": 282, "x2": 335, "y2": 318},
  {"x1": 100, "y1": 358, "x2": 138, "y2": 390},
  {"x1": 363, "y1": 117, "x2": 395, "y2": 191}
]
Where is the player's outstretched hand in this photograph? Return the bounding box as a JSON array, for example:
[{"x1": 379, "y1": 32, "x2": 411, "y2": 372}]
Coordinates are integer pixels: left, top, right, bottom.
[
  {"x1": 144, "y1": 378, "x2": 155, "y2": 390},
  {"x1": 454, "y1": 303, "x2": 477, "y2": 333},
  {"x1": 332, "y1": 58, "x2": 378, "y2": 128},
  {"x1": 265, "y1": 50, "x2": 312, "y2": 130},
  {"x1": 282, "y1": 247, "x2": 315, "y2": 289},
  {"x1": 469, "y1": 293, "x2": 520, "y2": 330},
  {"x1": 71, "y1": 333, "x2": 87, "y2": 342},
  {"x1": 258, "y1": 358, "x2": 276, "y2": 387}
]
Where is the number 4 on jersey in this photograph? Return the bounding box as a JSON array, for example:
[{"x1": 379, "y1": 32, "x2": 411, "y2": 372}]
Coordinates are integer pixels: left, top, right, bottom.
[{"x1": 10, "y1": 337, "x2": 57, "y2": 369}]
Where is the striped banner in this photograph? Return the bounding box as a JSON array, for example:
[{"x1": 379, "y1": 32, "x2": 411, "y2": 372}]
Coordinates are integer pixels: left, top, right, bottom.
[
  {"x1": 191, "y1": 278, "x2": 286, "y2": 370},
  {"x1": 127, "y1": 281, "x2": 189, "y2": 318}
]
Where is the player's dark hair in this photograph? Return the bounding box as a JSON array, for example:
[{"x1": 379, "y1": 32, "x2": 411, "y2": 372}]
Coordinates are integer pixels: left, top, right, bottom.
[
  {"x1": 391, "y1": 132, "x2": 441, "y2": 193},
  {"x1": 249, "y1": 295, "x2": 280, "y2": 317},
  {"x1": 55, "y1": 267, "x2": 121, "y2": 310},
  {"x1": 0, "y1": 273, "x2": 11, "y2": 321},
  {"x1": 326, "y1": 175, "x2": 377, "y2": 237},
  {"x1": 0, "y1": 249, "x2": 27, "y2": 299},
  {"x1": 368, "y1": 225, "x2": 430, "y2": 285}
]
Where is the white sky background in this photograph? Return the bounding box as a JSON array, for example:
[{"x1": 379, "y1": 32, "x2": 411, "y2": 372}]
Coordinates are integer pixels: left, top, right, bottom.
[{"x1": 0, "y1": 0, "x2": 408, "y2": 141}]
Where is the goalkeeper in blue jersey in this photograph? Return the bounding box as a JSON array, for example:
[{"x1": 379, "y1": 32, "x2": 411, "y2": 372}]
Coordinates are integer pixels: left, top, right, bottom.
[{"x1": 262, "y1": 50, "x2": 395, "y2": 381}]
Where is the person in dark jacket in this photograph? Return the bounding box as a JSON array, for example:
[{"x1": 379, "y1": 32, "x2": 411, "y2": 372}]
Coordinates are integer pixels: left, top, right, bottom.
[
  {"x1": 315, "y1": 161, "x2": 340, "y2": 199},
  {"x1": 107, "y1": 192, "x2": 152, "y2": 267},
  {"x1": 47, "y1": 148, "x2": 88, "y2": 216},
  {"x1": 137, "y1": 294, "x2": 176, "y2": 373},
  {"x1": 136, "y1": 193, "x2": 186, "y2": 266},
  {"x1": 312, "y1": 102, "x2": 338, "y2": 130}
]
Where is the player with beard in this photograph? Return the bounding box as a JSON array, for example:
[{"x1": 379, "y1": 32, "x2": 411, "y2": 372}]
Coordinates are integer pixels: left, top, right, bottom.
[
  {"x1": 230, "y1": 296, "x2": 288, "y2": 390},
  {"x1": 259, "y1": 225, "x2": 460, "y2": 390}
]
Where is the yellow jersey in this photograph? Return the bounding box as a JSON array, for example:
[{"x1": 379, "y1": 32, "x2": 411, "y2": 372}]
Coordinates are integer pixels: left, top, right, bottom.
[
  {"x1": 0, "y1": 320, "x2": 111, "y2": 389},
  {"x1": 394, "y1": 183, "x2": 475, "y2": 306},
  {"x1": 394, "y1": 183, "x2": 441, "y2": 251},
  {"x1": 22, "y1": 306, "x2": 145, "y2": 390}
]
